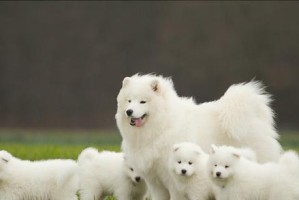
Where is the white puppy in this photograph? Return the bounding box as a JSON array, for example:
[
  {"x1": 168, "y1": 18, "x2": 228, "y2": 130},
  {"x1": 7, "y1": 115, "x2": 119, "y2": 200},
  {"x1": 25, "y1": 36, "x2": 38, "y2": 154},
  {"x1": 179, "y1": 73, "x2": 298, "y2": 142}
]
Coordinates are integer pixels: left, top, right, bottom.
[
  {"x1": 78, "y1": 147, "x2": 147, "y2": 200},
  {"x1": 0, "y1": 150, "x2": 79, "y2": 200},
  {"x1": 169, "y1": 142, "x2": 214, "y2": 200},
  {"x1": 116, "y1": 74, "x2": 282, "y2": 200},
  {"x1": 208, "y1": 145, "x2": 299, "y2": 200}
]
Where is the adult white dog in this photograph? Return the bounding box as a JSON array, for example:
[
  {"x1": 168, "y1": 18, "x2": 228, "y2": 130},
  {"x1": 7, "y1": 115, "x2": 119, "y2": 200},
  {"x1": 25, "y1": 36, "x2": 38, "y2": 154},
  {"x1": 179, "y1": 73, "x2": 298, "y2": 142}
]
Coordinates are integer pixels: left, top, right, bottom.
[
  {"x1": 116, "y1": 73, "x2": 282, "y2": 200},
  {"x1": 208, "y1": 145, "x2": 299, "y2": 200},
  {"x1": 168, "y1": 142, "x2": 214, "y2": 200},
  {"x1": 0, "y1": 150, "x2": 79, "y2": 200},
  {"x1": 78, "y1": 147, "x2": 148, "y2": 200}
]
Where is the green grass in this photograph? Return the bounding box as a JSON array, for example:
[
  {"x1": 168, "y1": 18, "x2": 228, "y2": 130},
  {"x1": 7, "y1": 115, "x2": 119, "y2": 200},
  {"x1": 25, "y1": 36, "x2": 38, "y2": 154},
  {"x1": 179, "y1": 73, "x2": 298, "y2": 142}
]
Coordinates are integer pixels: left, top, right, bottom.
[
  {"x1": 0, "y1": 128, "x2": 298, "y2": 200},
  {"x1": 0, "y1": 128, "x2": 121, "y2": 159},
  {"x1": 0, "y1": 143, "x2": 120, "y2": 160}
]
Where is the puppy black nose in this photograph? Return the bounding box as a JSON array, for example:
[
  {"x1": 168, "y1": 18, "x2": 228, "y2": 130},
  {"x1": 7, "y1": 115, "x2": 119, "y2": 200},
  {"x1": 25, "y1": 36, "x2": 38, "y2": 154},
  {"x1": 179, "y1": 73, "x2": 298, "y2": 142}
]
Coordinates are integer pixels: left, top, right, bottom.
[
  {"x1": 216, "y1": 172, "x2": 221, "y2": 177},
  {"x1": 126, "y1": 109, "x2": 133, "y2": 116},
  {"x1": 135, "y1": 177, "x2": 141, "y2": 182},
  {"x1": 181, "y1": 169, "x2": 187, "y2": 174}
]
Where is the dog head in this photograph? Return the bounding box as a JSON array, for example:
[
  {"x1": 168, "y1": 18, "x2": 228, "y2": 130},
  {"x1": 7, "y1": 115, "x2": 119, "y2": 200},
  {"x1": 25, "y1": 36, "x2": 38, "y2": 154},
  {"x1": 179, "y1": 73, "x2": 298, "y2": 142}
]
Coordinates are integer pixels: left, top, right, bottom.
[
  {"x1": 123, "y1": 155, "x2": 144, "y2": 184},
  {"x1": 116, "y1": 74, "x2": 175, "y2": 128},
  {"x1": 126, "y1": 166, "x2": 144, "y2": 184},
  {"x1": 208, "y1": 145, "x2": 243, "y2": 186},
  {"x1": 170, "y1": 142, "x2": 205, "y2": 177}
]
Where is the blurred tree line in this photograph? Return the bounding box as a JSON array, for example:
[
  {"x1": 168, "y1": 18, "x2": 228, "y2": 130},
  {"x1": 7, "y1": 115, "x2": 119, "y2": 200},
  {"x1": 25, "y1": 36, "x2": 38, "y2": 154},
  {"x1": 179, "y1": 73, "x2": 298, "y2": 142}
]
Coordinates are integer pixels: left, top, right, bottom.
[{"x1": 0, "y1": 1, "x2": 298, "y2": 130}]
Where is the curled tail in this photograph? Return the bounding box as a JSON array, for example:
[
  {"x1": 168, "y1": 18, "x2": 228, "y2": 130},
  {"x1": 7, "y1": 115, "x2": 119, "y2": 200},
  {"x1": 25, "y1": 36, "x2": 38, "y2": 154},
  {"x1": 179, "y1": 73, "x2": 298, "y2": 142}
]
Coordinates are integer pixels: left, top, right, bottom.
[
  {"x1": 218, "y1": 81, "x2": 278, "y2": 140},
  {"x1": 78, "y1": 147, "x2": 99, "y2": 164}
]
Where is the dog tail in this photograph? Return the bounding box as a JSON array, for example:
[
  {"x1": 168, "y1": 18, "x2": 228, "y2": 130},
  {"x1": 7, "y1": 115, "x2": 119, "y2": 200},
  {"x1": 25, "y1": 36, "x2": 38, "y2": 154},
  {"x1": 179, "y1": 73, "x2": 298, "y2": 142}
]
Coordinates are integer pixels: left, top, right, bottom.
[
  {"x1": 279, "y1": 150, "x2": 299, "y2": 176},
  {"x1": 78, "y1": 147, "x2": 99, "y2": 164},
  {"x1": 218, "y1": 81, "x2": 278, "y2": 141}
]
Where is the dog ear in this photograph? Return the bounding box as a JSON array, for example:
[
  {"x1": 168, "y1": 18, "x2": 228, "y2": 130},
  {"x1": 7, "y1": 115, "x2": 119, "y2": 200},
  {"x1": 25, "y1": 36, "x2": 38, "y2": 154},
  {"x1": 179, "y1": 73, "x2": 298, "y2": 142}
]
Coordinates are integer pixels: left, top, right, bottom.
[
  {"x1": 210, "y1": 144, "x2": 218, "y2": 154},
  {"x1": 233, "y1": 153, "x2": 240, "y2": 159},
  {"x1": 195, "y1": 150, "x2": 201, "y2": 155},
  {"x1": 173, "y1": 144, "x2": 180, "y2": 152},
  {"x1": 0, "y1": 150, "x2": 12, "y2": 163},
  {"x1": 122, "y1": 77, "x2": 130, "y2": 88},
  {"x1": 151, "y1": 79, "x2": 160, "y2": 93}
]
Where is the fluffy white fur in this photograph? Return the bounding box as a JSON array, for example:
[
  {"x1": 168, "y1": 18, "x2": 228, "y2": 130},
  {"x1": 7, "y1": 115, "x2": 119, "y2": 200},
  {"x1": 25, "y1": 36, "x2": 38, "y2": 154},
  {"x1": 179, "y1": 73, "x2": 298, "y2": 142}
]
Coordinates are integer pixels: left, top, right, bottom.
[
  {"x1": 208, "y1": 145, "x2": 299, "y2": 200},
  {"x1": 169, "y1": 142, "x2": 214, "y2": 200},
  {"x1": 78, "y1": 147, "x2": 147, "y2": 200},
  {"x1": 116, "y1": 73, "x2": 282, "y2": 200},
  {"x1": 0, "y1": 150, "x2": 79, "y2": 200}
]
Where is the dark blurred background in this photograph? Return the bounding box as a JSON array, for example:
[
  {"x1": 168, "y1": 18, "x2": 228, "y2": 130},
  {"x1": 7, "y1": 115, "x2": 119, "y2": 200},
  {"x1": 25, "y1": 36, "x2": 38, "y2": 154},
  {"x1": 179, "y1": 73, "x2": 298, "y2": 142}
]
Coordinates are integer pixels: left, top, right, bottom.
[{"x1": 0, "y1": 1, "x2": 298, "y2": 131}]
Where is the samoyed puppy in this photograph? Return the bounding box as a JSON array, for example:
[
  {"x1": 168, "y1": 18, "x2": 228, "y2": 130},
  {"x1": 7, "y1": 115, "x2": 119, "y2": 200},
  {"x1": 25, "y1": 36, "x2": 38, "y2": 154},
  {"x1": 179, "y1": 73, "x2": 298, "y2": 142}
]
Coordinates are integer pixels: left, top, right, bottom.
[
  {"x1": 116, "y1": 74, "x2": 282, "y2": 200},
  {"x1": 168, "y1": 142, "x2": 214, "y2": 200},
  {"x1": 0, "y1": 150, "x2": 79, "y2": 200},
  {"x1": 78, "y1": 147, "x2": 148, "y2": 200},
  {"x1": 208, "y1": 145, "x2": 299, "y2": 200}
]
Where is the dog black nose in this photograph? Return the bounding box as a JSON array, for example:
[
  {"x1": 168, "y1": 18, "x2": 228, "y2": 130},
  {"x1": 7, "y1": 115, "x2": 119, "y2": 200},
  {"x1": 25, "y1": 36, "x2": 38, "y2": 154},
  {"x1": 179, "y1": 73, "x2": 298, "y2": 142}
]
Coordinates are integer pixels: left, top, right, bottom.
[
  {"x1": 181, "y1": 169, "x2": 187, "y2": 174},
  {"x1": 126, "y1": 109, "x2": 133, "y2": 116},
  {"x1": 216, "y1": 172, "x2": 221, "y2": 177},
  {"x1": 135, "y1": 177, "x2": 141, "y2": 182}
]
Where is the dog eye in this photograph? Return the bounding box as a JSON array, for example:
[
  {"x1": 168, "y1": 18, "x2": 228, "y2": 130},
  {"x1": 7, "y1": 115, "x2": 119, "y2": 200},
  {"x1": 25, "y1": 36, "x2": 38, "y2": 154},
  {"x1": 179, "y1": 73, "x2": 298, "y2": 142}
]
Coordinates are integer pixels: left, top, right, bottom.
[
  {"x1": 225, "y1": 165, "x2": 229, "y2": 168},
  {"x1": 178, "y1": 161, "x2": 181, "y2": 164},
  {"x1": 140, "y1": 101, "x2": 146, "y2": 104},
  {"x1": 214, "y1": 164, "x2": 217, "y2": 167},
  {"x1": 130, "y1": 168, "x2": 134, "y2": 172},
  {"x1": 188, "y1": 162, "x2": 192, "y2": 165},
  {"x1": 128, "y1": 100, "x2": 131, "y2": 103}
]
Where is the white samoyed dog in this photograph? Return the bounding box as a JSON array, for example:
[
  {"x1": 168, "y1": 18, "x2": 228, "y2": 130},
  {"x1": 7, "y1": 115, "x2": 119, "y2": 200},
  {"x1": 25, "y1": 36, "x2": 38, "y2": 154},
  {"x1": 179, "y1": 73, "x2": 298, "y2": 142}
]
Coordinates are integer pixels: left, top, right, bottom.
[
  {"x1": 116, "y1": 73, "x2": 282, "y2": 200},
  {"x1": 208, "y1": 145, "x2": 299, "y2": 200},
  {"x1": 78, "y1": 147, "x2": 148, "y2": 200},
  {"x1": 0, "y1": 150, "x2": 79, "y2": 200},
  {"x1": 168, "y1": 142, "x2": 214, "y2": 200}
]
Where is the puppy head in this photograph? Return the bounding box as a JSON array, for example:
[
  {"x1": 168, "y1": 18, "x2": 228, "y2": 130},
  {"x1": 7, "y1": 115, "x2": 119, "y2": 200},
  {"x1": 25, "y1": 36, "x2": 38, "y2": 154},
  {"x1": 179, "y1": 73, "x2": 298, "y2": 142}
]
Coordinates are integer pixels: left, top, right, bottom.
[
  {"x1": 171, "y1": 142, "x2": 204, "y2": 177},
  {"x1": 208, "y1": 145, "x2": 240, "y2": 184},
  {"x1": 126, "y1": 166, "x2": 144, "y2": 184},
  {"x1": 123, "y1": 156, "x2": 144, "y2": 184},
  {"x1": 0, "y1": 150, "x2": 12, "y2": 170}
]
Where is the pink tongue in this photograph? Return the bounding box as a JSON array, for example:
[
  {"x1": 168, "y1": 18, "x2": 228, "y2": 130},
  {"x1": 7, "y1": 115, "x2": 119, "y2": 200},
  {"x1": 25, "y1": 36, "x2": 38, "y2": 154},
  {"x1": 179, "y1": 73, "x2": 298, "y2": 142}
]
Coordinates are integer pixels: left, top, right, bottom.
[{"x1": 135, "y1": 118, "x2": 143, "y2": 127}]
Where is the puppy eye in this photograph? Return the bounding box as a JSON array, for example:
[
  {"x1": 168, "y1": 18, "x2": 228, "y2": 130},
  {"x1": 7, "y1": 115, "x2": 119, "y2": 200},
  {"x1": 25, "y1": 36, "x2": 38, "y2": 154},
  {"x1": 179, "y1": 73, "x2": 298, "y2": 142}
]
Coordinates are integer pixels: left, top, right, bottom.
[
  {"x1": 225, "y1": 165, "x2": 229, "y2": 168},
  {"x1": 140, "y1": 101, "x2": 146, "y2": 104},
  {"x1": 128, "y1": 100, "x2": 131, "y2": 103},
  {"x1": 130, "y1": 168, "x2": 134, "y2": 172},
  {"x1": 178, "y1": 161, "x2": 181, "y2": 164},
  {"x1": 188, "y1": 162, "x2": 192, "y2": 165},
  {"x1": 214, "y1": 164, "x2": 217, "y2": 167}
]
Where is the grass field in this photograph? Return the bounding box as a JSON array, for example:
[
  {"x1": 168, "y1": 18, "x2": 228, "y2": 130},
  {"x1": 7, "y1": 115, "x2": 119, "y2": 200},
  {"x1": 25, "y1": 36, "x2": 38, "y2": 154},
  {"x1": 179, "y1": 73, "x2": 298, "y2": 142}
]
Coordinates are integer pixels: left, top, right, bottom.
[
  {"x1": 0, "y1": 129, "x2": 121, "y2": 160},
  {"x1": 0, "y1": 128, "x2": 298, "y2": 200}
]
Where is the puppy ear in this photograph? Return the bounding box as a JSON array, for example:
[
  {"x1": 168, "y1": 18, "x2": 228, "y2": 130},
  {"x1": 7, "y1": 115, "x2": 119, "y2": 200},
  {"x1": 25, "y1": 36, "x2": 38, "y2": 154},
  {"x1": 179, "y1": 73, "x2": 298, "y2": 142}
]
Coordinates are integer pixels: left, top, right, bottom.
[
  {"x1": 122, "y1": 77, "x2": 130, "y2": 88},
  {"x1": 233, "y1": 153, "x2": 240, "y2": 159},
  {"x1": 151, "y1": 79, "x2": 160, "y2": 93},
  {"x1": 173, "y1": 144, "x2": 180, "y2": 152},
  {"x1": 194, "y1": 150, "x2": 201, "y2": 155},
  {"x1": 210, "y1": 144, "x2": 218, "y2": 154},
  {"x1": 0, "y1": 151, "x2": 12, "y2": 163},
  {"x1": 194, "y1": 145, "x2": 204, "y2": 155}
]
